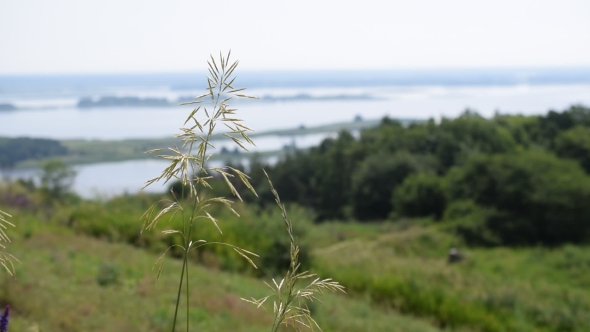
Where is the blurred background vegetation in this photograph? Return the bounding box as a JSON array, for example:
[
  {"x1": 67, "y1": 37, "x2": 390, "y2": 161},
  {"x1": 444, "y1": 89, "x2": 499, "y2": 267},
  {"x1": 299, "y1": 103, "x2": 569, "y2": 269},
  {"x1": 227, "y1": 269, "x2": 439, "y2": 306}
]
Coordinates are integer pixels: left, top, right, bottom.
[{"x1": 1, "y1": 104, "x2": 590, "y2": 331}]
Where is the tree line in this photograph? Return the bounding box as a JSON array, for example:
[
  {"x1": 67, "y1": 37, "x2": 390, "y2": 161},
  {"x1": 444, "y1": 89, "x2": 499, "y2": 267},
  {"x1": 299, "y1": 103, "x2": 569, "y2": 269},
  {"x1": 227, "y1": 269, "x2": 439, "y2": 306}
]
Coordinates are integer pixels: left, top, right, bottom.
[
  {"x1": 199, "y1": 105, "x2": 590, "y2": 246},
  {"x1": 0, "y1": 137, "x2": 67, "y2": 169}
]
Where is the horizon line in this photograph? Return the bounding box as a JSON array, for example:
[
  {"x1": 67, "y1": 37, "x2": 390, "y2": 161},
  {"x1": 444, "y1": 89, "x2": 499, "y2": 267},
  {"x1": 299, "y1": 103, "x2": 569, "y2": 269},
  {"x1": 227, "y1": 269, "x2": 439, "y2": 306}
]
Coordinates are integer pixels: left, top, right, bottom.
[{"x1": 2, "y1": 65, "x2": 590, "y2": 77}]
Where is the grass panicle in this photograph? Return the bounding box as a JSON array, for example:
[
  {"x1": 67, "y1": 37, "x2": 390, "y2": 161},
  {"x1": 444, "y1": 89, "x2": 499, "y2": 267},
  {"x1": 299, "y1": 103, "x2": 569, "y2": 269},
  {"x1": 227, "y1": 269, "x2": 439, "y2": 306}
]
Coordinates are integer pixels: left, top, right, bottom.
[
  {"x1": 0, "y1": 209, "x2": 19, "y2": 276},
  {"x1": 242, "y1": 170, "x2": 345, "y2": 332},
  {"x1": 141, "y1": 52, "x2": 344, "y2": 332},
  {"x1": 141, "y1": 51, "x2": 260, "y2": 332}
]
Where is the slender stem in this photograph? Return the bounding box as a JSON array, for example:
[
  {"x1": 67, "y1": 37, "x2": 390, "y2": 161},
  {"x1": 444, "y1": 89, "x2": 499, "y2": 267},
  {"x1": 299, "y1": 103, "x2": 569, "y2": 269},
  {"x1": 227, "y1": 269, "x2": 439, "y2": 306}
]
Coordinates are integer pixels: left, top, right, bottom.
[
  {"x1": 185, "y1": 224, "x2": 192, "y2": 332},
  {"x1": 172, "y1": 71, "x2": 219, "y2": 332},
  {"x1": 186, "y1": 262, "x2": 189, "y2": 329},
  {"x1": 185, "y1": 194, "x2": 200, "y2": 331},
  {"x1": 171, "y1": 173, "x2": 188, "y2": 332},
  {"x1": 172, "y1": 209, "x2": 197, "y2": 332},
  {"x1": 172, "y1": 250, "x2": 188, "y2": 332}
]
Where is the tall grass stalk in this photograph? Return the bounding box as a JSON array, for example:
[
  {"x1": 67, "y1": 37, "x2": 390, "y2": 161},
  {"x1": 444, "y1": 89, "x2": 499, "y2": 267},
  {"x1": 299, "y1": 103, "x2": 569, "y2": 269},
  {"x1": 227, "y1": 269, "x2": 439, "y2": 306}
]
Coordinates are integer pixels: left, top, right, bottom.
[
  {"x1": 242, "y1": 171, "x2": 345, "y2": 331},
  {"x1": 141, "y1": 51, "x2": 259, "y2": 332},
  {"x1": 142, "y1": 52, "x2": 344, "y2": 332},
  {"x1": 0, "y1": 209, "x2": 18, "y2": 276}
]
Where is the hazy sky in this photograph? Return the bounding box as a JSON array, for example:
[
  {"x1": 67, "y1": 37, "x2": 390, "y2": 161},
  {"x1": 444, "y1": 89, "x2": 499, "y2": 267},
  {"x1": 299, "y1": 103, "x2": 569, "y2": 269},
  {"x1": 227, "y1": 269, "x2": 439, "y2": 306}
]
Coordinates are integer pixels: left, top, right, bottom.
[{"x1": 1, "y1": 0, "x2": 589, "y2": 74}]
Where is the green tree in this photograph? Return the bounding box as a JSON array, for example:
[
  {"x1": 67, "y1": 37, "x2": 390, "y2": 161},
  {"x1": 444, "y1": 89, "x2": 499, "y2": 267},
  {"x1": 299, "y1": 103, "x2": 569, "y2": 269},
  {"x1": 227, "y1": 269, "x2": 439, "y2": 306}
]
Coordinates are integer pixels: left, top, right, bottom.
[
  {"x1": 264, "y1": 131, "x2": 363, "y2": 220},
  {"x1": 435, "y1": 110, "x2": 517, "y2": 171},
  {"x1": 351, "y1": 151, "x2": 426, "y2": 221},
  {"x1": 493, "y1": 114, "x2": 537, "y2": 148},
  {"x1": 310, "y1": 131, "x2": 361, "y2": 220},
  {"x1": 554, "y1": 126, "x2": 590, "y2": 174},
  {"x1": 446, "y1": 151, "x2": 590, "y2": 245},
  {"x1": 40, "y1": 159, "x2": 77, "y2": 201},
  {"x1": 0, "y1": 137, "x2": 67, "y2": 169},
  {"x1": 393, "y1": 173, "x2": 446, "y2": 219},
  {"x1": 528, "y1": 105, "x2": 590, "y2": 147}
]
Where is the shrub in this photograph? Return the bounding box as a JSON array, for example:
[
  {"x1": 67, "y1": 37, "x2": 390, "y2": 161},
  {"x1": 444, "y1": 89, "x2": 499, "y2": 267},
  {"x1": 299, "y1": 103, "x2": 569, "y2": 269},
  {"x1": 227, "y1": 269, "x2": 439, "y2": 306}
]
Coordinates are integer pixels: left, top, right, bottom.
[
  {"x1": 442, "y1": 200, "x2": 502, "y2": 246},
  {"x1": 351, "y1": 151, "x2": 428, "y2": 221},
  {"x1": 393, "y1": 173, "x2": 446, "y2": 219},
  {"x1": 446, "y1": 151, "x2": 590, "y2": 245},
  {"x1": 191, "y1": 203, "x2": 313, "y2": 277},
  {"x1": 40, "y1": 159, "x2": 77, "y2": 202},
  {"x1": 554, "y1": 126, "x2": 590, "y2": 174},
  {"x1": 96, "y1": 262, "x2": 120, "y2": 287}
]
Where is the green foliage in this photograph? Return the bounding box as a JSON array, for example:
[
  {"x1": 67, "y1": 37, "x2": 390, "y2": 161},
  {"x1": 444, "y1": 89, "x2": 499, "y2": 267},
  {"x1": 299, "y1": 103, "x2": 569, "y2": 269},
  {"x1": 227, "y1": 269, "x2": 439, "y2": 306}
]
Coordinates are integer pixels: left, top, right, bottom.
[
  {"x1": 533, "y1": 105, "x2": 590, "y2": 147},
  {"x1": 65, "y1": 181, "x2": 314, "y2": 279},
  {"x1": 313, "y1": 223, "x2": 590, "y2": 332},
  {"x1": 442, "y1": 110, "x2": 517, "y2": 149},
  {"x1": 554, "y1": 126, "x2": 590, "y2": 174},
  {"x1": 443, "y1": 199, "x2": 481, "y2": 221},
  {"x1": 393, "y1": 173, "x2": 446, "y2": 219},
  {"x1": 67, "y1": 198, "x2": 146, "y2": 244},
  {"x1": 234, "y1": 104, "x2": 590, "y2": 248},
  {"x1": 493, "y1": 113, "x2": 537, "y2": 147},
  {"x1": 265, "y1": 131, "x2": 362, "y2": 221},
  {"x1": 182, "y1": 203, "x2": 313, "y2": 277},
  {"x1": 435, "y1": 110, "x2": 517, "y2": 170},
  {"x1": 360, "y1": 111, "x2": 517, "y2": 172},
  {"x1": 230, "y1": 104, "x2": 590, "y2": 235},
  {"x1": 442, "y1": 200, "x2": 501, "y2": 246},
  {"x1": 351, "y1": 151, "x2": 428, "y2": 221},
  {"x1": 40, "y1": 158, "x2": 77, "y2": 201},
  {"x1": 96, "y1": 262, "x2": 120, "y2": 286},
  {"x1": 446, "y1": 151, "x2": 590, "y2": 245},
  {"x1": 0, "y1": 137, "x2": 67, "y2": 168},
  {"x1": 308, "y1": 131, "x2": 360, "y2": 220}
]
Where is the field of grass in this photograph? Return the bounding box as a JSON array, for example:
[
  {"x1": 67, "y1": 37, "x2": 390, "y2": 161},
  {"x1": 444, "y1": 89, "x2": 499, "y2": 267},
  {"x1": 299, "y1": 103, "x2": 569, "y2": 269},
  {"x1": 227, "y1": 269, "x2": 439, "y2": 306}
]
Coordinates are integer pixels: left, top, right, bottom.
[
  {"x1": 3, "y1": 191, "x2": 590, "y2": 331},
  {"x1": 1, "y1": 205, "x2": 440, "y2": 332},
  {"x1": 311, "y1": 222, "x2": 590, "y2": 331}
]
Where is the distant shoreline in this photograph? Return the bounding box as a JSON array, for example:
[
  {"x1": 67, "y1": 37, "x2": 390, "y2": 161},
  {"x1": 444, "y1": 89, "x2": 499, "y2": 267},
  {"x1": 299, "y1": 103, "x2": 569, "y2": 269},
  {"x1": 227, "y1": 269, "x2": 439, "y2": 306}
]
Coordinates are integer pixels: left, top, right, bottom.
[
  {"x1": 76, "y1": 93, "x2": 379, "y2": 109},
  {"x1": 0, "y1": 94, "x2": 381, "y2": 111},
  {"x1": 3, "y1": 117, "x2": 420, "y2": 169}
]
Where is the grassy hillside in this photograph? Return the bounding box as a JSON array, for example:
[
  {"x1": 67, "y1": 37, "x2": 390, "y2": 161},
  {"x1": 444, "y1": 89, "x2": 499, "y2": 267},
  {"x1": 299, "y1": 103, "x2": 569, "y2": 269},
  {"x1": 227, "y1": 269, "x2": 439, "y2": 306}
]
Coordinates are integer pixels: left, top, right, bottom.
[
  {"x1": 311, "y1": 222, "x2": 590, "y2": 331},
  {"x1": 1, "y1": 201, "x2": 441, "y2": 332},
  {"x1": 3, "y1": 192, "x2": 590, "y2": 331}
]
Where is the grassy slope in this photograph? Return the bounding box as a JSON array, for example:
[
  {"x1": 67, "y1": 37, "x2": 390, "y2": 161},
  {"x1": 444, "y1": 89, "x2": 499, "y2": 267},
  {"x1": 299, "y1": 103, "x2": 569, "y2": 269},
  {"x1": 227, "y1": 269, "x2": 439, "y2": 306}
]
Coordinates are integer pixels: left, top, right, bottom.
[
  {"x1": 309, "y1": 222, "x2": 590, "y2": 332},
  {"x1": 5, "y1": 197, "x2": 590, "y2": 332},
  {"x1": 1, "y1": 213, "x2": 440, "y2": 332}
]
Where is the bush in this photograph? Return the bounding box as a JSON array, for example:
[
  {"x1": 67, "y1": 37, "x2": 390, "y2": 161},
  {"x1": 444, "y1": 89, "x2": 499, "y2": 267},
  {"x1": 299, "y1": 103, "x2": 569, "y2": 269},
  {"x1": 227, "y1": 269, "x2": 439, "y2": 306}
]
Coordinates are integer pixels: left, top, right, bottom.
[
  {"x1": 393, "y1": 173, "x2": 446, "y2": 219},
  {"x1": 554, "y1": 126, "x2": 590, "y2": 174},
  {"x1": 192, "y1": 203, "x2": 313, "y2": 277},
  {"x1": 446, "y1": 151, "x2": 590, "y2": 245},
  {"x1": 96, "y1": 263, "x2": 120, "y2": 287},
  {"x1": 67, "y1": 196, "x2": 313, "y2": 277},
  {"x1": 351, "y1": 152, "x2": 429, "y2": 221},
  {"x1": 442, "y1": 200, "x2": 502, "y2": 246}
]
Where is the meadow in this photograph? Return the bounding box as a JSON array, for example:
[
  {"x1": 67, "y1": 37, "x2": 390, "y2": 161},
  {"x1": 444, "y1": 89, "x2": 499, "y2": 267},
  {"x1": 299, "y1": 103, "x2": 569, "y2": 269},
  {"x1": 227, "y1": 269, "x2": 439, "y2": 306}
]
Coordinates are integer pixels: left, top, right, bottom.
[{"x1": 1, "y1": 188, "x2": 590, "y2": 331}]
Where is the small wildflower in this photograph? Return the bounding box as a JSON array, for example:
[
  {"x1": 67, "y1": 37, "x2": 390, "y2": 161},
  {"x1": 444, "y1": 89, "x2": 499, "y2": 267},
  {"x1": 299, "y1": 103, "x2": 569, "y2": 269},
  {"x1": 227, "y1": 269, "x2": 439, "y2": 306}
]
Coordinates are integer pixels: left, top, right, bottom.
[{"x1": 0, "y1": 305, "x2": 9, "y2": 332}]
